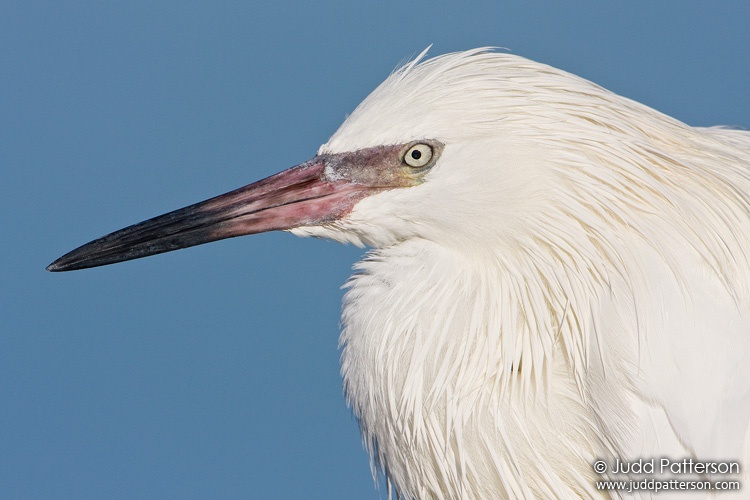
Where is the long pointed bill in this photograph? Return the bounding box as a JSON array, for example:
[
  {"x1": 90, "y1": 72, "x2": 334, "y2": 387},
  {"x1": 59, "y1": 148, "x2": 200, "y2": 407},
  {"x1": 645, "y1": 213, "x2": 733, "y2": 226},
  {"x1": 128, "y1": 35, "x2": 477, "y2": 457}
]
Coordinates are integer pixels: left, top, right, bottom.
[
  {"x1": 47, "y1": 158, "x2": 375, "y2": 272},
  {"x1": 48, "y1": 141, "x2": 437, "y2": 272}
]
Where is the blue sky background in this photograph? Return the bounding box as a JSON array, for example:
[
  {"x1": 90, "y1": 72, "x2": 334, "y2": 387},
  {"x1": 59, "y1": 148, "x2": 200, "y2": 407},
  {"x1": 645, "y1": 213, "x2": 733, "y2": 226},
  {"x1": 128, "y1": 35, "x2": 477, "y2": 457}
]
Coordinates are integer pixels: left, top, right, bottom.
[{"x1": 2, "y1": 2, "x2": 749, "y2": 499}]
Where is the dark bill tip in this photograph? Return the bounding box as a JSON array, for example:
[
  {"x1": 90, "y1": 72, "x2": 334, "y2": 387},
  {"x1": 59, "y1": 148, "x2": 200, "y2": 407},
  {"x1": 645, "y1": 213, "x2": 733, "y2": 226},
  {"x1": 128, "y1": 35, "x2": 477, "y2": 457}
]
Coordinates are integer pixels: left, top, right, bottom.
[
  {"x1": 47, "y1": 262, "x2": 65, "y2": 272},
  {"x1": 45, "y1": 216, "x2": 222, "y2": 272}
]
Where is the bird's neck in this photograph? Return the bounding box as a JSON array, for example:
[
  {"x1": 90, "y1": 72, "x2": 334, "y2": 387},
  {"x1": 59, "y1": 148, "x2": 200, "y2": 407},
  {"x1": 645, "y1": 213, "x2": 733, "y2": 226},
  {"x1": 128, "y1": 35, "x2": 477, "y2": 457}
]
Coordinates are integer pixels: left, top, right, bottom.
[{"x1": 339, "y1": 239, "x2": 611, "y2": 497}]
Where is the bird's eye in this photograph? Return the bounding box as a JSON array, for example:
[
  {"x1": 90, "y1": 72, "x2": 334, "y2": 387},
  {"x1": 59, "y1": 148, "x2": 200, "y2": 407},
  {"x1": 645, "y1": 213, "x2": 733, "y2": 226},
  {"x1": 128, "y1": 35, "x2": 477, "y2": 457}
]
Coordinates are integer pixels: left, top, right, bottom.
[{"x1": 403, "y1": 143, "x2": 433, "y2": 168}]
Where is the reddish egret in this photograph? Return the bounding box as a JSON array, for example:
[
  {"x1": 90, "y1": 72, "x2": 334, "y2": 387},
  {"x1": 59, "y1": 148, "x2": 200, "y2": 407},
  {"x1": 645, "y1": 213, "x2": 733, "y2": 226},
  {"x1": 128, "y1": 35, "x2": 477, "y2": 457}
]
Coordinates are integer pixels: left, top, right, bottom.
[{"x1": 50, "y1": 49, "x2": 750, "y2": 498}]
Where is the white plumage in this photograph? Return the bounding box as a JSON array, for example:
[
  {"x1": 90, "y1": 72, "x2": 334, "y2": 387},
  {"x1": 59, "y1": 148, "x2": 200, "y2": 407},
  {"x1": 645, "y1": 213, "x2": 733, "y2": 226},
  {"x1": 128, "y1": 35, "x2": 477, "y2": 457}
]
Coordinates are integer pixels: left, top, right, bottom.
[
  {"x1": 294, "y1": 49, "x2": 750, "y2": 498},
  {"x1": 51, "y1": 48, "x2": 750, "y2": 499}
]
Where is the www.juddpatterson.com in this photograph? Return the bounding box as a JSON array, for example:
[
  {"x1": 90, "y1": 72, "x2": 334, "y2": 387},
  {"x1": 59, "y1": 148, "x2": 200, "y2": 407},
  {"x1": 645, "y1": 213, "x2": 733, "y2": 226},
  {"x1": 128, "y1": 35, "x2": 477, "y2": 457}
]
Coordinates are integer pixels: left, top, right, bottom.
[{"x1": 595, "y1": 477, "x2": 740, "y2": 493}]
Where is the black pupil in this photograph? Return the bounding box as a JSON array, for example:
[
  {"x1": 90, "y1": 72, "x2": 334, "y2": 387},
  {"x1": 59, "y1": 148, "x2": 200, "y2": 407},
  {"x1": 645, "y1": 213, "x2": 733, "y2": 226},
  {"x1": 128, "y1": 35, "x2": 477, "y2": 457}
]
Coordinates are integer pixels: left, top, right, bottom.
[{"x1": 411, "y1": 149, "x2": 422, "y2": 160}]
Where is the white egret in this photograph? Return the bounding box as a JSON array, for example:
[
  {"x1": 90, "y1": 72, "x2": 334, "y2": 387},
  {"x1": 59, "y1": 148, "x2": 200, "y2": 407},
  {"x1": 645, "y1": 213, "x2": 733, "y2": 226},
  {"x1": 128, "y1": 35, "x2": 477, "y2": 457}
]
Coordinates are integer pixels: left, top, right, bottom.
[{"x1": 49, "y1": 48, "x2": 750, "y2": 498}]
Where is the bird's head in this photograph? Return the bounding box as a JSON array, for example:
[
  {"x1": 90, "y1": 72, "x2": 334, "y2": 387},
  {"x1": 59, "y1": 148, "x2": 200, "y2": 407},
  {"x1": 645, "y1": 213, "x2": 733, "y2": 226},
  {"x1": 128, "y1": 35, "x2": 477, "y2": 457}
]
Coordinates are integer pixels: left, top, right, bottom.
[
  {"x1": 48, "y1": 48, "x2": 631, "y2": 271},
  {"x1": 298, "y1": 48, "x2": 556, "y2": 252}
]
